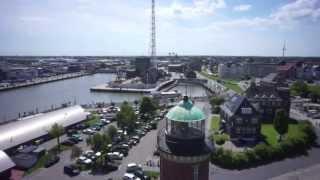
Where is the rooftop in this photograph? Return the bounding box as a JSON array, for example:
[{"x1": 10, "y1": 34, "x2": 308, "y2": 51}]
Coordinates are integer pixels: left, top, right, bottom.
[
  {"x1": 0, "y1": 150, "x2": 15, "y2": 173},
  {"x1": 165, "y1": 97, "x2": 206, "y2": 122},
  {"x1": 0, "y1": 105, "x2": 88, "y2": 150}
]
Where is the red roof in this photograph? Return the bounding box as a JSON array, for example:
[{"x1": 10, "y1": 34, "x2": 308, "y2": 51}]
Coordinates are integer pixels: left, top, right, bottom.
[{"x1": 277, "y1": 63, "x2": 296, "y2": 71}]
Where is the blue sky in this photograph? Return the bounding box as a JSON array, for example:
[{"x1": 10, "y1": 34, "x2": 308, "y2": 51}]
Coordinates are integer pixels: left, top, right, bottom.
[{"x1": 0, "y1": 0, "x2": 319, "y2": 56}]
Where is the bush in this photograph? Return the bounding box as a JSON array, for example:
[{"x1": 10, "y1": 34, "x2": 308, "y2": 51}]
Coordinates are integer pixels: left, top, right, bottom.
[
  {"x1": 211, "y1": 121, "x2": 317, "y2": 169},
  {"x1": 214, "y1": 134, "x2": 229, "y2": 145}
]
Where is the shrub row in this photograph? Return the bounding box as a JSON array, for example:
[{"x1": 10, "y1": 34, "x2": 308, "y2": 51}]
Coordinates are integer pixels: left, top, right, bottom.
[{"x1": 211, "y1": 121, "x2": 317, "y2": 169}]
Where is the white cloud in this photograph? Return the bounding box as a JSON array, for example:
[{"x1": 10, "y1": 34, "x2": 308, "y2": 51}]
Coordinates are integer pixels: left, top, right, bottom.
[
  {"x1": 271, "y1": 0, "x2": 320, "y2": 21},
  {"x1": 158, "y1": 0, "x2": 226, "y2": 19},
  {"x1": 233, "y1": 4, "x2": 252, "y2": 12},
  {"x1": 19, "y1": 16, "x2": 51, "y2": 23}
]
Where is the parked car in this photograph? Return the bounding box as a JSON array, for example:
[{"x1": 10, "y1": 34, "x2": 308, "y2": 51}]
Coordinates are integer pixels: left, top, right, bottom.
[
  {"x1": 44, "y1": 155, "x2": 60, "y2": 168},
  {"x1": 123, "y1": 173, "x2": 141, "y2": 180},
  {"x1": 82, "y1": 128, "x2": 95, "y2": 135},
  {"x1": 105, "y1": 163, "x2": 118, "y2": 172},
  {"x1": 64, "y1": 165, "x2": 80, "y2": 176},
  {"x1": 71, "y1": 134, "x2": 83, "y2": 142},
  {"x1": 131, "y1": 136, "x2": 140, "y2": 143},
  {"x1": 107, "y1": 152, "x2": 124, "y2": 160},
  {"x1": 61, "y1": 139, "x2": 76, "y2": 146},
  {"x1": 126, "y1": 163, "x2": 142, "y2": 173}
]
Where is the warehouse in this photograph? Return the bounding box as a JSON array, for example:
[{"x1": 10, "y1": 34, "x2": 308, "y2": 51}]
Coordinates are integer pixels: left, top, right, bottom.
[{"x1": 0, "y1": 105, "x2": 89, "y2": 151}]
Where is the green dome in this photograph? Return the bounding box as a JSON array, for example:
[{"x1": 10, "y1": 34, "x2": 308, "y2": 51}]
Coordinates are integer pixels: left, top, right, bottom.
[{"x1": 166, "y1": 98, "x2": 206, "y2": 122}]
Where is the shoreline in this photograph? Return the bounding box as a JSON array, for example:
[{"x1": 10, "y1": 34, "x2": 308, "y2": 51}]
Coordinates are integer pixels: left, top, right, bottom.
[{"x1": 0, "y1": 72, "x2": 91, "y2": 92}]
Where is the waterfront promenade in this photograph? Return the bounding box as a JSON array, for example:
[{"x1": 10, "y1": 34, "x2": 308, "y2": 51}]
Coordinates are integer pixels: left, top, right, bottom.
[{"x1": 0, "y1": 72, "x2": 90, "y2": 91}]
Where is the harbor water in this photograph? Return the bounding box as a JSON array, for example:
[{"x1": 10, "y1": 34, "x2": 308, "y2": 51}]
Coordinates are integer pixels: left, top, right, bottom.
[{"x1": 0, "y1": 74, "x2": 208, "y2": 122}]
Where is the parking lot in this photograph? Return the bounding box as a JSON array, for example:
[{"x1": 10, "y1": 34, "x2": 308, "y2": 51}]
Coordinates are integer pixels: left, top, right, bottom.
[{"x1": 24, "y1": 119, "x2": 160, "y2": 180}]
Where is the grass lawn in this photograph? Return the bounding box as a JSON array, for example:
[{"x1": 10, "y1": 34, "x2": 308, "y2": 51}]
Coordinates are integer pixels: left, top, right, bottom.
[
  {"x1": 144, "y1": 171, "x2": 160, "y2": 179},
  {"x1": 223, "y1": 81, "x2": 243, "y2": 94},
  {"x1": 210, "y1": 115, "x2": 230, "y2": 145},
  {"x1": 261, "y1": 124, "x2": 278, "y2": 146},
  {"x1": 200, "y1": 71, "x2": 243, "y2": 93},
  {"x1": 261, "y1": 123, "x2": 300, "y2": 146},
  {"x1": 211, "y1": 115, "x2": 221, "y2": 132},
  {"x1": 26, "y1": 154, "x2": 49, "y2": 175},
  {"x1": 85, "y1": 113, "x2": 100, "y2": 126}
]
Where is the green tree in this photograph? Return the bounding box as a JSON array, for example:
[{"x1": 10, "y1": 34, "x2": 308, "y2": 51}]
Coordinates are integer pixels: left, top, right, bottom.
[
  {"x1": 210, "y1": 97, "x2": 225, "y2": 106},
  {"x1": 70, "y1": 145, "x2": 82, "y2": 160},
  {"x1": 291, "y1": 81, "x2": 308, "y2": 97},
  {"x1": 273, "y1": 109, "x2": 289, "y2": 141},
  {"x1": 116, "y1": 101, "x2": 137, "y2": 131},
  {"x1": 87, "y1": 133, "x2": 111, "y2": 152},
  {"x1": 106, "y1": 125, "x2": 117, "y2": 139},
  {"x1": 139, "y1": 96, "x2": 157, "y2": 116},
  {"x1": 210, "y1": 97, "x2": 225, "y2": 114},
  {"x1": 49, "y1": 123, "x2": 64, "y2": 153}
]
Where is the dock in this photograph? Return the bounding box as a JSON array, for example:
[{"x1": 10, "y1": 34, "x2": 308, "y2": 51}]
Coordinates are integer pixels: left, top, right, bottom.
[{"x1": 90, "y1": 79, "x2": 175, "y2": 93}]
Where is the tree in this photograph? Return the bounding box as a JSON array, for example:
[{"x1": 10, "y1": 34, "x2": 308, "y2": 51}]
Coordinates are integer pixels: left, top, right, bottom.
[
  {"x1": 291, "y1": 81, "x2": 309, "y2": 97},
  {"x1": 210, "y1": 97, "x2": 225, "y2": 114},
  {"x1": 210, "y1": 97, "x2": 225, "y2": 106},
  {"x1": 107, "y1": 125, "x2": 118, "y2": 139},
  {"x1": 116, "y1": 101, "x2": 137, "y2": 131},
  {"x1": 70, "y1": 145, "x2": 82, "y2": 160},
  {"x1": 87, "y1": 133, "x2": 111, "y2": 152},
  {"x1": 273, "y1": 109, "x2": 289, "y2": 141},
  {"x1": 49, "y1": 123, "x2": 64, "y2": 153},
  {"x1": 139, "y1": 96, "x2": 157, "y2": 118}
]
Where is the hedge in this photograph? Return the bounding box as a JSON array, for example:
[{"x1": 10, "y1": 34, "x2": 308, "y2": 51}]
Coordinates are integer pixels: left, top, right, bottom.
[{"x1": 211, "y1": 121, "x2": 317, "y2": 169}]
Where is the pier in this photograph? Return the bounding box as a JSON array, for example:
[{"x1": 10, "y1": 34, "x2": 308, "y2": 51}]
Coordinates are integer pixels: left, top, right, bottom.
[{"x1": 90, "y1": 79, "x2": 176, "y2": 93}]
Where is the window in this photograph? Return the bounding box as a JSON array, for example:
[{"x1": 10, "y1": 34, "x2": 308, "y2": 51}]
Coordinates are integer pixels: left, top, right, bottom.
[
  {"x1": 193, "y1": 165, "x2": 199, "y2": 180},
  {"x1": 241, "y1": 108, "x2": 252, "y2": 114},
  {"x1": 236, "y1": 118, "x2": 242, "y2": 124},
  {"x1": 252, "y1": 118, "x2": 258, "y2": 124},
  {"x1": 236, "y1": 127, "x2": 241, "y2": 134}
]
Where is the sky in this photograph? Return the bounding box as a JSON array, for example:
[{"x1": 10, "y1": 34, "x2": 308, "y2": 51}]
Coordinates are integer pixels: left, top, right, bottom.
[{"x1": 0, "y1": 0, "x2": 320, "y2": 57}]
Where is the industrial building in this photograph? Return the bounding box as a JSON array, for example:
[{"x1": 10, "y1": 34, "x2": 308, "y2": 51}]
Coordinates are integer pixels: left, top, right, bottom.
[{"x1": 0, "y1": 105, "x2": 89, "y2": 151}]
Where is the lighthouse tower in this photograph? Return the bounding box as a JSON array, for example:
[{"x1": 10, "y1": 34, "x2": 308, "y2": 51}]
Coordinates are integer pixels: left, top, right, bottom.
[{"x1": 157, "y1": 96, "x2": 213, "y2": 180}]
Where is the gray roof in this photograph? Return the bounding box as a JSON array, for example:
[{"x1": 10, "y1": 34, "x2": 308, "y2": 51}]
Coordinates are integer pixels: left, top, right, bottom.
[
  {"x1": 262, "y1": 73, "x2": 278, "y2": 83},
  {"x1": 220, "y1": 95, "x2": 245, "y2": 116},
  {"x1": 0, "y1": 150, "x2": 15, "y2": 172},
  {"x1": 0, "y1": 105, "x2": 89, "y2": 150}
]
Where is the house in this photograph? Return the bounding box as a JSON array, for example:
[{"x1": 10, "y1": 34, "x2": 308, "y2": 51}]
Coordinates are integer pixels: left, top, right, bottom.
[
  {"x1": 245, "y1": 82, "x2": 290, "y2": 122},
  {"x1": 277, "y1": 62, "x2": 297, "y2": 80},
  {"x1": 220, "y1": 95, "x2": 261, "y2": 142}
]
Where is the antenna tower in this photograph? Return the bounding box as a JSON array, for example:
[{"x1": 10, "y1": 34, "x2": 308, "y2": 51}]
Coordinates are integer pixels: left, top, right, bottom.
[
  {"x1": 282, "y1": 40, "x2": 287, "y2": 57},
  {"x1": 150, "y1": 0, "x2": 156, "y2": 61}
]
